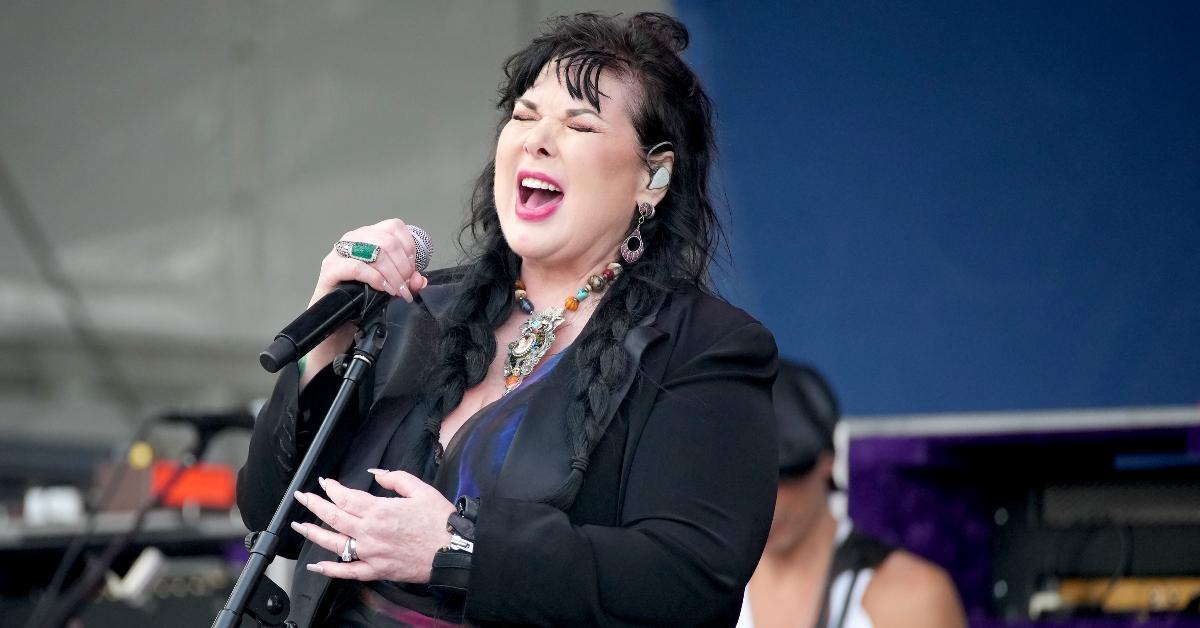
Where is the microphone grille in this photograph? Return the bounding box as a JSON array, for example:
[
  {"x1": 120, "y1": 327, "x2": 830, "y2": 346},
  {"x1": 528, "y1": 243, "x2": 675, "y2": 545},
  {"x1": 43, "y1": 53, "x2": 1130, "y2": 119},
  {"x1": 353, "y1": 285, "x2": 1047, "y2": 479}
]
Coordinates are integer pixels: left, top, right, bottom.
[{"x1": 406, "y1": 224, "x2": 434, "y2": 273}]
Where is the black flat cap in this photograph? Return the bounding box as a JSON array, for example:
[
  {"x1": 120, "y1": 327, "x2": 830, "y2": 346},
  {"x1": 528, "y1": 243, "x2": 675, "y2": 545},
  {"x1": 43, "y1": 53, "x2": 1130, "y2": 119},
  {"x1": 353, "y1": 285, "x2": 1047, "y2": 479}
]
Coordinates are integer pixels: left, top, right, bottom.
[{"x1": 774, "y1": 359, "x2": 839, "y2": 476}]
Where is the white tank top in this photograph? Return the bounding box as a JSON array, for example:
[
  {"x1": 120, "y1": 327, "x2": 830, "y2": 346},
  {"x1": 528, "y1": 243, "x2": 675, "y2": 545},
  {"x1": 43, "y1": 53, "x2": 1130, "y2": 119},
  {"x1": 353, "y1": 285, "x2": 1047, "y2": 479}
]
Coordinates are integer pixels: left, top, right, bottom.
[{"x1": 737, "y1": 522, "x2": 876, "y2": 628}]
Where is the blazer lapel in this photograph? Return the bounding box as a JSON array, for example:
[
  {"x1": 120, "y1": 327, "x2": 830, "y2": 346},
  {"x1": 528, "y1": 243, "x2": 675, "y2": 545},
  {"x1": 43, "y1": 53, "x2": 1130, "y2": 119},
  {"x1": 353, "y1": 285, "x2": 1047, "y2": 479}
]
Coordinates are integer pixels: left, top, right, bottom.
[
  {"x1": 369, "y1": 283, "x2": 457, "y2": 403},
  {"x1": 335, "y1": 283, "x2": 458, "y2": 492}
]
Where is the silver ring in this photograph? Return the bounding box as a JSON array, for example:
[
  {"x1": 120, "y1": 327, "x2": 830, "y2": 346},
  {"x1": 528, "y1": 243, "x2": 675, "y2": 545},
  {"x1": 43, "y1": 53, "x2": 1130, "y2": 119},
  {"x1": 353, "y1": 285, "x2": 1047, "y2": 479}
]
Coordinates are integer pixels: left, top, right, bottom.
[
  {"x1": 340, "y1": 536, "x2": 359, "y2": 562},
  {"x1": 335, "y1": 240, "x2": 380, "y2": 263}
]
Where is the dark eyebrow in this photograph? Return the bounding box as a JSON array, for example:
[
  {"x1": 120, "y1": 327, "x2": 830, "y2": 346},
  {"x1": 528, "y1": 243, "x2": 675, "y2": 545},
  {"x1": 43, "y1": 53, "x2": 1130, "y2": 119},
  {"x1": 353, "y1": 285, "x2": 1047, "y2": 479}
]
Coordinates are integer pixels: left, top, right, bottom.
[
  {"x1": 516, "y1": 98, "x2": 603, "y2": 121},
  {"x1": 566, "y1": 107, "x2": 604, "y2": 121}
]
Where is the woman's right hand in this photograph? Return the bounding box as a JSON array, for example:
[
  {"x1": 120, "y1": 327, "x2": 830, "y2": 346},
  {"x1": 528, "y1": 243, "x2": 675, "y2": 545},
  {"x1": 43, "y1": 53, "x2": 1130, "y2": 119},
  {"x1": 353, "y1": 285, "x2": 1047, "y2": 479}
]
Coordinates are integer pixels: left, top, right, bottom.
[{"x1": 301, "y1": 218, "x2": 429, "y2": 386}]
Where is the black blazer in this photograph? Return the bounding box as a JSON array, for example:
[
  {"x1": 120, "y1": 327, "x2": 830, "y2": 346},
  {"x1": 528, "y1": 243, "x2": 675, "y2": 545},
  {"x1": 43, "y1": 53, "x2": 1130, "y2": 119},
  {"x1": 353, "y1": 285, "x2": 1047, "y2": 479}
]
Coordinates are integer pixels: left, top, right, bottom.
[{"x1": 238, "y1": 273, "x2": 779, "y2": 627}]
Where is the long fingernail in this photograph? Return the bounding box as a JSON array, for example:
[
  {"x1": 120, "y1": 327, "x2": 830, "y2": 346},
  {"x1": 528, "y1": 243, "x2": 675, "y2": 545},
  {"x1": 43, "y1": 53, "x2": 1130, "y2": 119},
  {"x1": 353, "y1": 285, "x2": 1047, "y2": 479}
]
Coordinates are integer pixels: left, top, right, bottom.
[
  {"x1": 290, "y1": 521, "x2": 304, "y2": 533},
  {"x1": 306, "y1": 563, "x2": 323, "y2": 574},
  {"x1": 317, "y1": 477, "x2": 327, "y2": 490},
  {"x1": 294, "y1": 490, "x2": 306, "y2": 502},
  {"x1": 367, "y1": 468, "x2": 387, "y2": 475}
]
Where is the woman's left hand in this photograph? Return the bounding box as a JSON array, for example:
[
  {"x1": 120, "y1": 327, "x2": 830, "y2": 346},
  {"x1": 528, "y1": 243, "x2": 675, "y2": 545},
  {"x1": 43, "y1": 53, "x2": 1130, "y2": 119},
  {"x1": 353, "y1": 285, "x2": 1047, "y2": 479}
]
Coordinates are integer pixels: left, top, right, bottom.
[{"x1": 291, "y1": 469, "x2": 455, "y2": 583}]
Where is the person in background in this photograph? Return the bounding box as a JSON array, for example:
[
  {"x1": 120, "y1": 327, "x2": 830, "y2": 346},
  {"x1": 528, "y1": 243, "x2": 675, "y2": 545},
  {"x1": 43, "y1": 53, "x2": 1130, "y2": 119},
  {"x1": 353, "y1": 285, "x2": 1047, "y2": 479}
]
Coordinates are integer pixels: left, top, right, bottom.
[{"x1": 739, "y1": 360, "x2": 966, "y2": 628}]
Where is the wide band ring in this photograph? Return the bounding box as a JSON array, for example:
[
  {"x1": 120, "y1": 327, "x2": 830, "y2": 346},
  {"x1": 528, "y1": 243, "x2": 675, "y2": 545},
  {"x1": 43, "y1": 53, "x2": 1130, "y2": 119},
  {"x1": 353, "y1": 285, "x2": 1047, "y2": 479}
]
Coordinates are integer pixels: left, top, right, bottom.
[
  {"x1": 335, "y1": 240, "x2": 380, "y2": 263},
  {"x1": 340, "y1": 536, "x2": 359, "y2": 562}
]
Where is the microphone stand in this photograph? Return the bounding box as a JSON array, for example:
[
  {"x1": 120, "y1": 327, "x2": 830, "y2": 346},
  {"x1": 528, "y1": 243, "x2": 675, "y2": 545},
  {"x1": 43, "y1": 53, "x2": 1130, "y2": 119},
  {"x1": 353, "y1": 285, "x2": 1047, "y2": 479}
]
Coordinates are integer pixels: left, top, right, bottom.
[{"x1": 212, "y1": 287, "x2": 391, "y2": 628}]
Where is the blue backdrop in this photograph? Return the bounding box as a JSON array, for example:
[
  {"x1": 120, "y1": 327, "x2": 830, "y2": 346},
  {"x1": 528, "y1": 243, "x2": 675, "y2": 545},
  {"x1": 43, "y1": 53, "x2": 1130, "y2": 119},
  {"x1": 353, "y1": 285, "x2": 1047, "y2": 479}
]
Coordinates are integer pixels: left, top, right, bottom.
[{"x1": 675, "y1": 1, "x2": 1199, "y2": 414}]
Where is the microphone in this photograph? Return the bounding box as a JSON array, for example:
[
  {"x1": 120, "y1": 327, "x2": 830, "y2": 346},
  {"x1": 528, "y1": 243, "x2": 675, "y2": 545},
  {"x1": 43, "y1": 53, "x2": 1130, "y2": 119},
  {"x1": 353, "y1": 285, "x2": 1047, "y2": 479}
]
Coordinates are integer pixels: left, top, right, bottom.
[{"x1": 258, "y1": 224, "x2": 433, "y2": 373}]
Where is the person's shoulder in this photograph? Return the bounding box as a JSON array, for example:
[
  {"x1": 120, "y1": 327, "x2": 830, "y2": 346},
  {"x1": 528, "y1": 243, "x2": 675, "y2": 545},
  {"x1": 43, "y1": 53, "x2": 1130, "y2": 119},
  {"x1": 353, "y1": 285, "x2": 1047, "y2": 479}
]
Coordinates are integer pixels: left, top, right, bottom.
[
  {"x1": 425, "y1": 265, "x2": 469, "y2": 286},
  {"x1": 384, "y1": 265, "x2": 469, "y2": 325},
  {"x1": 660, "y1": 283, "x2": 765, "y2": 333},
  {"x1": 422, "y1": 265, "x2": 472, "y2": 306},
  {"x1": 864, "y1": 550, "x2": 967, "y2": 628},
  {"x1": 872, "y1": 550, "x2": 954, "y2": 592},
  {"x1": 655, "y1": 283, "x2": 777, "y2": 363}
]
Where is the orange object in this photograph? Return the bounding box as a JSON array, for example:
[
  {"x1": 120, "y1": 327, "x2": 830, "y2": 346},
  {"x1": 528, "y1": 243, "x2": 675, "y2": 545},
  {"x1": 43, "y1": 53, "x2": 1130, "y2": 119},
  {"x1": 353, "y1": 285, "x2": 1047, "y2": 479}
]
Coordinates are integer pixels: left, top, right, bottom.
[
  {"x1": 151, "y1": 461, "x2": 237, "y2": 509},
  {"x1": 564, "y1": 296, "x2": 579, "y2": 311},
  {"x1": 1060, "y1": 578, "x2": 1200, "y2": 613}
]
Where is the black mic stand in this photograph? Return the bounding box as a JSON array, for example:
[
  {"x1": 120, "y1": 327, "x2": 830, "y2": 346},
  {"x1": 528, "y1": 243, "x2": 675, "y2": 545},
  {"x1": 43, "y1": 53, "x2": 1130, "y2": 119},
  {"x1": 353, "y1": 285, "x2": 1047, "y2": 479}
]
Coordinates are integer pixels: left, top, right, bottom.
[{"x1": 212, "y1": 287, "x2": 391, "y2": 628}]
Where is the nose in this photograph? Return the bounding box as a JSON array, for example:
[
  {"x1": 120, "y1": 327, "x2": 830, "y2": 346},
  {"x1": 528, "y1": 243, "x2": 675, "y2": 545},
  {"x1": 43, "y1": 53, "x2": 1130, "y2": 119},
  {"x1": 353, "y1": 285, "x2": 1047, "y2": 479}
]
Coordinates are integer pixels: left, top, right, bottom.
[{"x1": 522, "y1": 121, "x2": 555, "y2": 158}]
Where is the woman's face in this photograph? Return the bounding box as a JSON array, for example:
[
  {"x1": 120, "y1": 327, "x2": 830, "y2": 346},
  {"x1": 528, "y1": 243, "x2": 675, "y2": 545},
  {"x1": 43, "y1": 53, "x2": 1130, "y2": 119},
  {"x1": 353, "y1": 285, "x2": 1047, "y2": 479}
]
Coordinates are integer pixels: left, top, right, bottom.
[
  {"x1": 493, "y1": 65, "x2": 657, "y2": 273},
  {"x1": 764, "y1": 453, "x2": 834, "y2": 556}
]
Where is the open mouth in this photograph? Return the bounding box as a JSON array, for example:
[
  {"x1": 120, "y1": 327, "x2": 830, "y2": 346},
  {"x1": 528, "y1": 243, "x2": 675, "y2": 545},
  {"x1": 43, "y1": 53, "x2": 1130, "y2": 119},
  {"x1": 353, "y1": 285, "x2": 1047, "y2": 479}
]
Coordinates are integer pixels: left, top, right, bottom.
[{"x1": 517, "y1": 173, "x2": 565, "y2": 215}]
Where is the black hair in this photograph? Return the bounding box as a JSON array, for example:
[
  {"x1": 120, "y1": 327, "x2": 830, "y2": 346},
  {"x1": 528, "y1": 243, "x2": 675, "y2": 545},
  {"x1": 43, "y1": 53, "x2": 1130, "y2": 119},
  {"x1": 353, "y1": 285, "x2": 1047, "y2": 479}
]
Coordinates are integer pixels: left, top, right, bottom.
[{"x1": 410, "y1": 12, "x2": 722, "y2": 508}]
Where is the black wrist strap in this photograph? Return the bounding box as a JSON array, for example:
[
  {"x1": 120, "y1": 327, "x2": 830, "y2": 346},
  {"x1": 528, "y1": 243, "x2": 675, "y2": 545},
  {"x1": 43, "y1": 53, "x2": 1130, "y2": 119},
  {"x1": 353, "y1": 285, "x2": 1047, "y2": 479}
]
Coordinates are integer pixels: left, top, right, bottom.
[
  {"x1": 456, "y1": 495, "x2": 480, "y2": 521},
  {"x1": 429, "y1": 495, "x2": 480, "y2": 593},
  {"x1": 429, "y1": 550, "x2": 472, "y2": 593}
]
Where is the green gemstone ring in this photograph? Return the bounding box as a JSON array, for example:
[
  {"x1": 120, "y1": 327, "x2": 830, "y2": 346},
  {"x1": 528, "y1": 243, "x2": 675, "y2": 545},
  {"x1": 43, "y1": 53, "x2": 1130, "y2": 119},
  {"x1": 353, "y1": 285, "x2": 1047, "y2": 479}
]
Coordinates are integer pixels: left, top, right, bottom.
[{"x1": 335, "y1": 240, "x2": 380, "y2": 263}]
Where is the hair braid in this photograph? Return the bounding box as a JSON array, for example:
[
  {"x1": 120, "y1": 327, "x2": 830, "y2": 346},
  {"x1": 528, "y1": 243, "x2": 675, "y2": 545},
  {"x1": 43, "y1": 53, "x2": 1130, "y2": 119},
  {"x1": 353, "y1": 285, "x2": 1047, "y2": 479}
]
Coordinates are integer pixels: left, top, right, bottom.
[
  {"x1": 543, "y1": 244, "x2": 671, "y2": 508},
  {"x1": 403, "y1": 231, "x2": 517, "y2": 477}
]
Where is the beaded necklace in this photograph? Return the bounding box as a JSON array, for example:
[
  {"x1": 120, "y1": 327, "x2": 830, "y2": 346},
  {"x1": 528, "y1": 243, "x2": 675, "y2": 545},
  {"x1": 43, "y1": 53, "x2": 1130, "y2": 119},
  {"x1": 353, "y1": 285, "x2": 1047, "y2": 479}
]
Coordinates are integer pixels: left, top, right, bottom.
[{"x1": 503, "y1": 261, "x2": 623, "y2": 394}]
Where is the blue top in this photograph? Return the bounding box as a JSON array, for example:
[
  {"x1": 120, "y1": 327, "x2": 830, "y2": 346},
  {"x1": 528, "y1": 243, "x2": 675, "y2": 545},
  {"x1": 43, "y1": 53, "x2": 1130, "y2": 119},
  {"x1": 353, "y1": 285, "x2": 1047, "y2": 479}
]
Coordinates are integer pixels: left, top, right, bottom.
[
  {"x1": 436, "y1": 351, "x2": 567, "y2": 503},
  {"x1": 329, "y1": 351, "x2": 569, "y2": 626}
]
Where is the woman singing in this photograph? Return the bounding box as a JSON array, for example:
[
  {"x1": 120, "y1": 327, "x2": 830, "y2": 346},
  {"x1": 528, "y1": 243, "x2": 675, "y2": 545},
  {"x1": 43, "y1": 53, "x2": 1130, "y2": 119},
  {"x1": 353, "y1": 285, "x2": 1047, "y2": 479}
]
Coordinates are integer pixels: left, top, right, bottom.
[{"x1": 238, "y1": 12, "x2": 778, "y2": 627}]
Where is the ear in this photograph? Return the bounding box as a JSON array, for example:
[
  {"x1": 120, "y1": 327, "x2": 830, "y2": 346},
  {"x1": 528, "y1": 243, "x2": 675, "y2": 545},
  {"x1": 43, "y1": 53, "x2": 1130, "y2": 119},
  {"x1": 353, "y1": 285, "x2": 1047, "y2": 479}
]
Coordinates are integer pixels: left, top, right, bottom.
[
  {"x1": 637, "y1": 150, "x2": 674, "y2": 207},
  {"x1": 816, "y1": 452, "x2": 836, "y2": 479}
]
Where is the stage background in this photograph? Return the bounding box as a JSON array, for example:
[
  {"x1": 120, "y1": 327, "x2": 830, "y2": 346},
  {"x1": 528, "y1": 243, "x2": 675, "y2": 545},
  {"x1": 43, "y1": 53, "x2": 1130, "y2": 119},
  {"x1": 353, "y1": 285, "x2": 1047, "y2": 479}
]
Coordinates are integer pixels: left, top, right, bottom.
[
  {"x1": 676, "y1": 0, "x2": 1199, "y2": 414},
  {"x1": 0, "y1": 0, "x2": 663, "y2": 450}
]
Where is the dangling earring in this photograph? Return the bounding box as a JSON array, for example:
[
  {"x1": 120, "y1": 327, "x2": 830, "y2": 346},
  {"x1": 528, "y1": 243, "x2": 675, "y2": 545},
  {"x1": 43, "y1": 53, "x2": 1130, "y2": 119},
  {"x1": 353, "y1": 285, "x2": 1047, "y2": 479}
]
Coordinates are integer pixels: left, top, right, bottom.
[{"x1": 620, "y1": 202, "x2": 655, "y2": 263}]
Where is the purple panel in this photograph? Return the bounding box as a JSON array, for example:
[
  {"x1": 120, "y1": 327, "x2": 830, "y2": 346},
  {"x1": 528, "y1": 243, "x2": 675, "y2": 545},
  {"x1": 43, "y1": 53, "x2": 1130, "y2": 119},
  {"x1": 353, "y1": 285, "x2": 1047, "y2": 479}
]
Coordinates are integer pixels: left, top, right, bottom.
[
  {"x1": 972, "y1": 619, "x2": 1200, "y2": 628},
  {"x1": 849, "y1": 436, "x2": 993, "y2": 617}
]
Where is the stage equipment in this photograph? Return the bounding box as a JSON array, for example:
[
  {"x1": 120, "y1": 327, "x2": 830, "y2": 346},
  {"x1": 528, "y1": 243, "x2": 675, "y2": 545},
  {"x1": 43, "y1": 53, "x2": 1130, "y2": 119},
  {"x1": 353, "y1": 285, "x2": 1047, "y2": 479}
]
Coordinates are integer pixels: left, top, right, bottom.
[{"x1": 844, "y1": 407, "x2": 1200, "y2": 626}]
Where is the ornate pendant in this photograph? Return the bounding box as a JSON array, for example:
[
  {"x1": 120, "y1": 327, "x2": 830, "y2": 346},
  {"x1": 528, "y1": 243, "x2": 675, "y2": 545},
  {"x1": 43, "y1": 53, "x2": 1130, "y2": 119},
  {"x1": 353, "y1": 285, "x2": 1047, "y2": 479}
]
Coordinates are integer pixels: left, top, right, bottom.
[{"x1": 503, "y1": 307, "x2": 565, "y2": 395}]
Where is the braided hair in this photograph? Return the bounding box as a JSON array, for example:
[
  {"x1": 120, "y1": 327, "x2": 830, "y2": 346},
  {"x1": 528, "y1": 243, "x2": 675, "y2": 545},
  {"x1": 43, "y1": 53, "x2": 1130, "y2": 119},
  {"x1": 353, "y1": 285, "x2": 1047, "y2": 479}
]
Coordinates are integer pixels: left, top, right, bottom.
[{"x1": 408, "y1": 12, "x2": 723, "y2": 507}]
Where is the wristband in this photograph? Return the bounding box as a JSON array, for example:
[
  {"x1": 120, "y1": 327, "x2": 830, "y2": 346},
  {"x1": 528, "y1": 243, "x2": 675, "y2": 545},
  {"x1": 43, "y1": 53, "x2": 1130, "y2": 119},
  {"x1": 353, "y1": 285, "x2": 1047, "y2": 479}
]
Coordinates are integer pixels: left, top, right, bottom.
[
  {"x1": 429, "y1": 496, "x2": 479, "y2": 593},
  {"x1": 430, "y1": 547, "x2": 472, "y2": 593}
]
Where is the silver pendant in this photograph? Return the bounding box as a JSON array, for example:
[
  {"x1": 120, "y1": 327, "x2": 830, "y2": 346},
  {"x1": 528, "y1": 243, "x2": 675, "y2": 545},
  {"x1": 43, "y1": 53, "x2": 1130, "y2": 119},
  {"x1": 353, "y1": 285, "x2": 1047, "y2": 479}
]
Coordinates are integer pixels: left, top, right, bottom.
[{"x1": 503, "y1": 307, "x2": 565, "y2": 395}]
